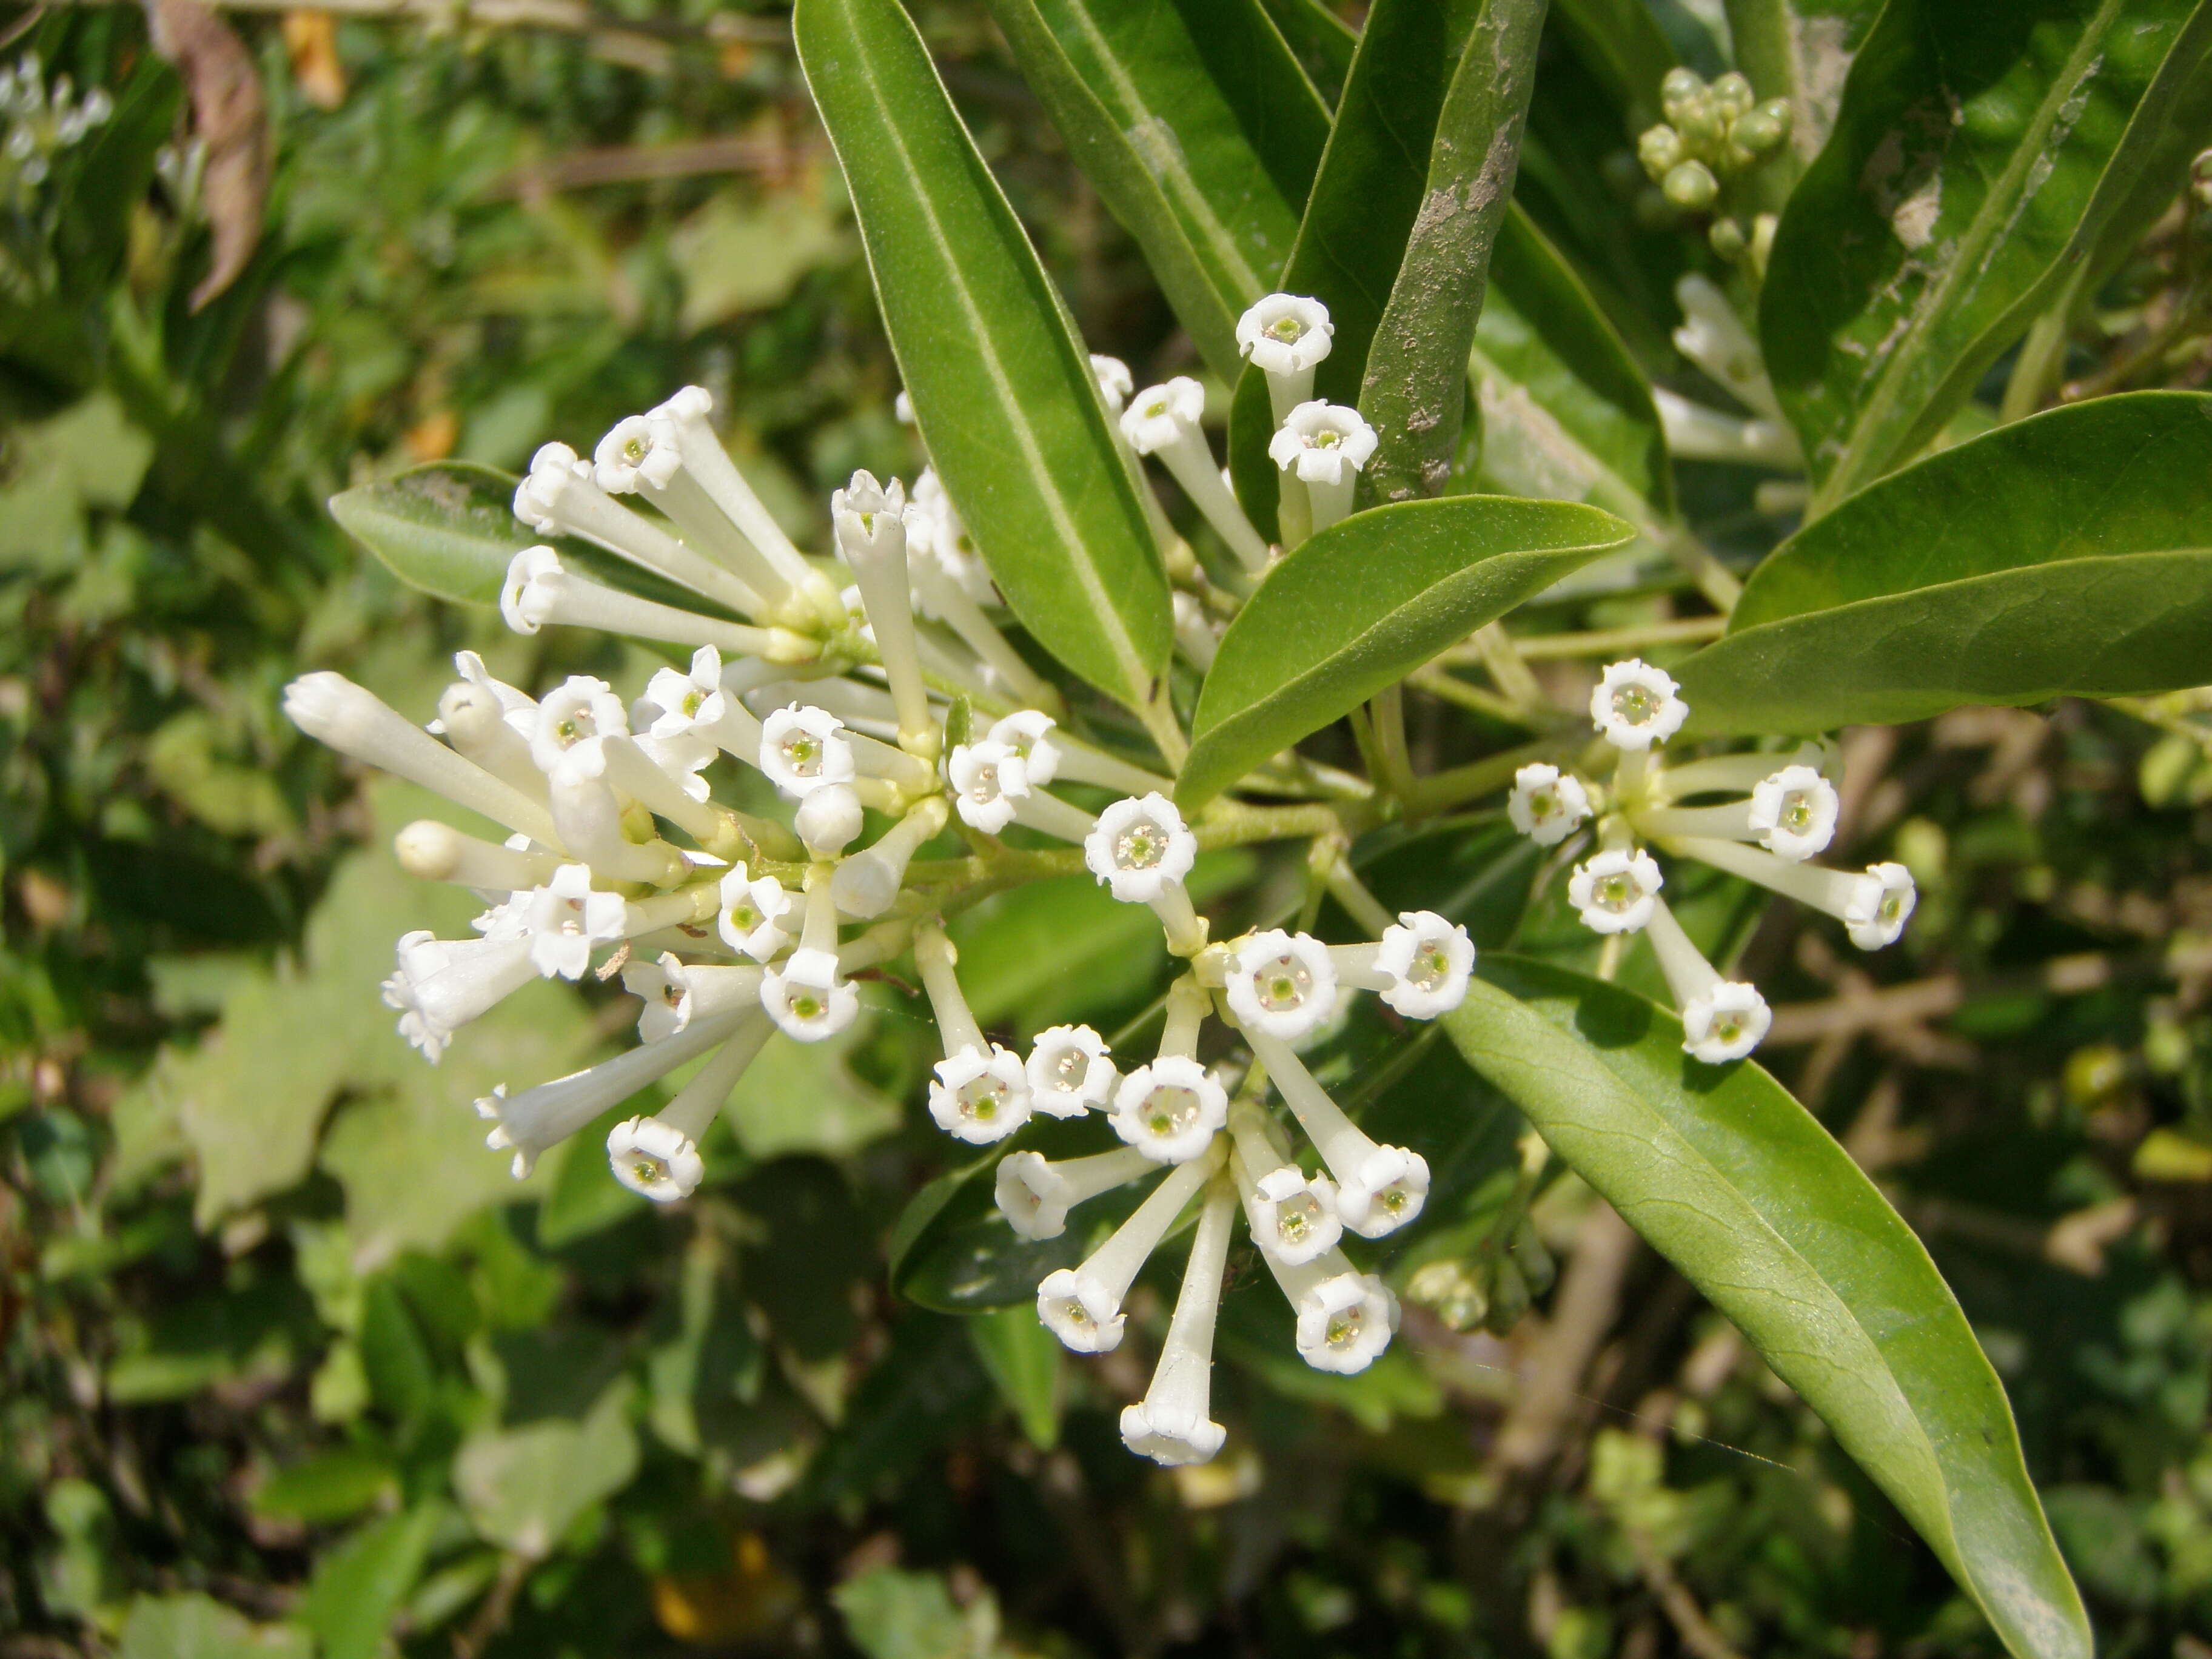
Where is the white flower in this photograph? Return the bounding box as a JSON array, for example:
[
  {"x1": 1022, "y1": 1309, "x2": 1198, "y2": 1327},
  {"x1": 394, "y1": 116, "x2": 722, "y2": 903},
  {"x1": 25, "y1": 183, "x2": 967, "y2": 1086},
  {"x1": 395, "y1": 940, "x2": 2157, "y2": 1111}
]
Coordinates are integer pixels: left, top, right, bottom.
[
  {"x1": 1373, "y1": 911, "x2": 1475, "y2": 1019},
  {"x1": 1507, "y1": 763, "x2": 1592, "y2": 846},
  {"x1": 760, "y1": 946, "x2": 859, "y2": 1042},
  {"x1": 381, "y1": 929, "x2": 537, "y2": 1062},
  {"x1": 1118, "y1": 376, "x2": 1205, "y2": 456},
  {"x1": 1224, "y1": 929, "x2": 1339, "y2": 1041},
  {"x1": 947, "y1": 740, "x2": 1029, "y2": 834},
  {"x1": 1295, "y1": 1272, "x2": 1397, "y2": 1375},
  {"x1": 1747, "y1": 765, "x2": 1839, "y2": 862},
  {"x1": 606, "y1": 1115, "x2": 705, "y2": 1202},
  {"x1": 1036, "y1": 1267, "x2": 1127, "y2": 1354},
  {"x1": 988, "y1": 709, "x2": 1061, "y2": 788},
  {"x1": 498, "y1": 545, "x2": 564, "y2": 635},
  {"x1": 1248, "y1": 1165, "x2": 1342, "y2": 1266},
  {"x1": 719, "y1": 864, "x2": 796, "y2": 961},
  {"x1": 1681, "y1": 981, "x2": 1771, "y2": 1063},
  {"x1": 644, "y1": 646, "x2": 728, "y2": 740},
  {"x1": 1590, "y1": 659, "x2": 1689, "y2": 751},
  {"x1": 907, "y1": 469, "x2": 996, "y2": 607},
  {"x1": 794, "y1": 782, "x2": 863, "y2": 856},
  {"x1": 1235, "y1": 293, "x2": 1334, "y2": 375},
  {"x1": 511, "y1": 440, "x2": 593, "y2": 532},
  {"x1": 593, "y1": 414, "x2": 682, "y2": 492},
  {"x1": 831, "y1": 469, "x2": 907, "y2": 564},
  {"x1": 1091, "y1": 353, "x2": 1134, "y2": 412},
  {"x1": 531, "y1": 676, "x2": 628, "y2": 776},
  {"x1": 1119, "y1": 1176, "x2": 1237, "y2": 1466},
  {"x1": 1843, "y1": 862, "x2": 1917, "y2": 950},
  {"x1": 1266, "y1": 401, "x2": 1376, "y2": 486},
  {"x1": 621, "y1": 953, "x2": 689, "y2": 1043},
  {"x1": 927, "y1": 1044, "x2": 1033, "y2": 1144},
  {"x1": 1568, "y1": 848, "x2": 1664, "y2": 935},
  {"x1": 759, "y1": 704, "x2": 855, "y2": 798},
  {"x1": 1118, "y1": 1396, "x2": 1227, "y2": 1469},
  {"x1": 1109, "y1": 1055, "x2": 1227, "y2": 1164},
  {"x1": 994, "y1": 1145, "x2": 1154, "y2": 1241},
  {"x1": 1084, "y1": 793, "x2": 1197, "y2": 903},
  {"x1": 524, "y1": 865, "x2": 626, "y2": 979},
  {"x1": 1025, "y1": 1024, "x2": 1118, "y2": 1117},
  {"x1": 1336, "y1": 1144, "x2": 1429, "y2": 1238}
]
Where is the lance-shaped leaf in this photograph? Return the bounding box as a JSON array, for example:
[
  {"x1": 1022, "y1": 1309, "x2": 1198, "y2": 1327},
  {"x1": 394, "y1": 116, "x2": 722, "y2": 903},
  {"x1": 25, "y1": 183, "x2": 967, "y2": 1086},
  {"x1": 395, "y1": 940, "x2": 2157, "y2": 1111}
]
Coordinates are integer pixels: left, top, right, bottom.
[
  {"x1": 796, "y1": 0, "x2": 1173, "y2": 720},
  {"x1": 1444, "y1": 959, "x2": 2090, "y2": 1659},
  {"x1": 1552, "y1": 0, "x2": 1678, "y2": 127},
  {"x1": 1228, "y1": 0, "x2": 1484, "y2": 538},
  {"x1": 1721, "y1": 0, "x2": 1885, "y2": 206},
  {"x1": 1261, "y1": 0, "x2": 1358, "y2": 104},
  {"x1": 1361, "y1": 0, "x2": 1552, "y2": 504},
  {"x1": 1675, "y1": 392, "x2": 2212, "y2": 734},
  {"x1": 1763, "y1": 0, "x2": 2212, "y2": 510},
  {"x1": 1178, "y1": 497, "x2": 1633, "y2": 807},
  {"x1": 1470, "y1": 205, "x2": 1675, "y2": 523},
  {"x1": 984, "y1": 0, "x2": 1329, "y2": 381}
]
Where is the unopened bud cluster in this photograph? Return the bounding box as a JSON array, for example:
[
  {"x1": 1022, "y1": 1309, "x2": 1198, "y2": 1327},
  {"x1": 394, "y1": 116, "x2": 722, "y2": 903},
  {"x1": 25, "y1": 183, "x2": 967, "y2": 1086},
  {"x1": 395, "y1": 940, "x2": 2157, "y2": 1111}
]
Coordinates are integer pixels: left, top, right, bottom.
[
  {"x1": 1, "y1": 55, "x2": 112, "y2": 210},
  {"x1": 1635, "y1": 68, "x2": 1789, "y2": 266}
]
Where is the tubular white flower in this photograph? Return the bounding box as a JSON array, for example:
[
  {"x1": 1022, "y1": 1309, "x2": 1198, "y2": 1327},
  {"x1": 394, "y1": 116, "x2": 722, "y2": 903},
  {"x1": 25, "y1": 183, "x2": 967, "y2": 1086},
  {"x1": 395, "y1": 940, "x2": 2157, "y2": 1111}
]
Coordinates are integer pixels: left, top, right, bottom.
[
  {"x1": 591, "y1": 414, "x2": 683, "y2": 492},
  {"x1": 995, "y1": 1145, "x2": 1154, "y2": 1240},
  {"x1": 1681, "y1": 980, "x2": 1771, "y2": 1064},
  {"x1": 499, "y1": 546, "x2": 786, "y2": 659},
  {"x1": 1228, "y1": 1109, "x2": 1342, "y2": 1266},
  {"x1": 1652, "y1": 740, "x2": 1833, "y2": 803},
  {"x1": 1652, "y1": 387, "x2": 1801, "y2": 468},
  {"x1": 928, "y1": 1044, "x2": 1033, "y2": 1143},
  {"x1": 794, "y1": 783, "x2": 864, "y2": 856},
  {"x1": 645, "y1": 647, "x2": 767, "y2": 768},
  {"x1": 1667, "y1": 838, "x2": 1917, "y2": 950},
  {"x1": 746, "y1": 675, "x2": 904, "y2": 742},
  {"x1": 1746, "y1": 764, "x2": 1840, "y2": 862},
  {"x1": 1293, "y1": 1270, "x2": 1398, "y2": 1376},
  {"x1": 1267, "y1": 401, "x2": 1376, "y2": 535},
  {"x1": 1674, "y1": 275, "x2": 1784, "y2": 420},
  {"x1": 1590, "y1": 659, "x2": 1689, "y2": 751},
  {"x1": 1085, "y1": 794, "x2": 1204, "y2": 951},
  {"x1": 1224, "y1": 929, "x2": 1339, "y2": 1041},
  {"x1": 914, "y1": 922, "x2": 987, "y2": 1057},
  {"x1": 907, "y1": 556, "x2": 1061, "y2": 709},
  {"x1": 606, "y1": 1115, "x2": 707, "y2": 1202},
  {"x1": 511, "y1": 441, "x2": 760, "y2": 614},
  {"x1": 545, "y1": 765, "x2": 687, "y2": 888},
  {"x1": 1036, "y1": 1138, "x2": 1225, "y2": 1353},
  {"x1": 833, "y1": 796, "x2": 948, "y2": 919},
  {"x1": 284, "y1": 673, "x2": 560, "y2": 850},
  {"x1": 623, "y1": 953, "x2": 763, "y2": 1043},
  {"x1": 1091, "y1": 354, "x2": 1135, "y2": 412},
  {"x1": 657, "y1": 1010, "x2": 774, "y2": 1136},
  {"x1": 1119, "y1": 378, "x2": 1272, "y2": 574},
  {"x1": 1373, "y1": 910, "x2": 1475, "y2": 1019},
  {"x1": 719, "y1": 863, "x2": 797, "y2": 961},
  {"x1": 1025, "y1": 1024, "x2": 1119, "y2": 1117},
  {"x1": 1109, "y1": 1054, "x2": 1228, "y2": 1164},
  {"x1": 531, "y1": 676, "x2": 628, "y2": 775},
  {"x1": 1568, "y1": 848, "x2": 1664, "y2": 935},
  {"x1": 435, "y1": 677, "x2": 546, "y2": 803},
  {"x1": 1507, "y1": 763, "x2": 1592, "y2": 846},
  {"x1": 947, "y1": 740, "x2": 1029, "y2": 834},
  {"x1": 1239, "y1": 1028, "x2": 1427, "y2": 1236},
  {"x1": 583, "y1": 734, "x2": 726, "y2": 845},
  {"x1": 1236, "y1": 293, "x2": 1335, "y2": 420},
  {"x1": 523, "y1": 865, "x2": 626, "y2": 979},
  {"x1": 477, "y1": 1010, "x2": 744, "y2": 1178},
  {"x1": 394, "y1": 820, "x2": 560, "y2": 892},
  {"x1": 1173, "y1": 591, "x2": 1219, "y2": 671},
  {"x1": 907, "y1": 469, "x2": 997, "y2": 609},
  {"x1": 759, "y1": 704, "x2": 856, "y2": 799},
  {"x1": 1119, "y1": 1171, "x2": 1237, "y2": 1466},
  {"x1": 760, "y1": 945, "x2": 859, "y2": 1042},
  {"x1": 595, "y1": 420, "x2": 802, "y2": 616},
  {"x1": 834, "y1": 471, "x2": 937, "y2": 756},
  {"x1": 382, "y1": 928, "x2": 538, "y2": 1063},
  {"x1": 987, "y1": 710, "x2": 1061, "y2": 788}
]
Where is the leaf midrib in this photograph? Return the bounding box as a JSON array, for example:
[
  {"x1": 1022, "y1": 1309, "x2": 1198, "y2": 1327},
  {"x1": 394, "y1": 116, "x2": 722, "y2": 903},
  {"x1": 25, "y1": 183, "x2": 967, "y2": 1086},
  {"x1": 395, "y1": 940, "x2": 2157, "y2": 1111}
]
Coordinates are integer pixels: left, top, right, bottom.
[
  {"x1": 841, "y1": 10, "x2": 1156, "y2": 705},
  {"x1": 1734, "y1": 538, "x2": 2212, "y2": 632}
]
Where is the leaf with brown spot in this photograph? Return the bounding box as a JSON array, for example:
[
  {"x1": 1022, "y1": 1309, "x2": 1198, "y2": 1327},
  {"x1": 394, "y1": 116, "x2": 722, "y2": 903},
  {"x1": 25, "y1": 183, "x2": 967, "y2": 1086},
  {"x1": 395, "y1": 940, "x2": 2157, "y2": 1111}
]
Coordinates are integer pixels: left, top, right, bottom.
[{"x1": 146, "y1": 0, "x2": 270, "y2": 310}]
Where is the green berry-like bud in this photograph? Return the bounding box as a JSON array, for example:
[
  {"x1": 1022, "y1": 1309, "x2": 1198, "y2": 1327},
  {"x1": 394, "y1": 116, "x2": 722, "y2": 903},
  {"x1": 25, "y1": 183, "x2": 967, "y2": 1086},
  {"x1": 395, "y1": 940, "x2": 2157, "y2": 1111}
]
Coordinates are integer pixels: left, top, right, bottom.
[
  {"x1": 1660, "y1": 65, "x2": 1705, "y2": 115},
  {"x1": 1708, "y1": 215, "x2": 1748, "y2": 260},
  {"x1": 1637, "y1": 122, "x2": 1684, "y2": 181},
  {"x1": 1674, "y1": 95, "x2": 1725, "y2": 149},
  {"x1": 1729, "y1": 108, "x2": 1786, "y2": 156},
  {"x1": 1711, "y1": 71, "x2": 1755, "y2": 119},
  {"x1": 1757, "y1": 98, "x2": 1795, "y2": 139},
  {"x1": 1663, "y1": 158, "x2": 1719, "y2": 212}
]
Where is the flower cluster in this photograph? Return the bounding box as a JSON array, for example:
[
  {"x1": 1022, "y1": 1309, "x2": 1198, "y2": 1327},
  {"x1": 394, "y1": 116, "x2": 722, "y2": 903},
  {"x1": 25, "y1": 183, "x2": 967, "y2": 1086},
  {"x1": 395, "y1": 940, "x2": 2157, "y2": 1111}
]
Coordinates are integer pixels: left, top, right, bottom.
[
  {"x1": 2, "y1": 53, "x2": 112, "y2": 208},
  {"x1": 1507, "y1": 659, "x2": 1916, "y2": 1062},
  {"x1": 1634, "y1": 67, "x2": 1790, "y2": 264}
]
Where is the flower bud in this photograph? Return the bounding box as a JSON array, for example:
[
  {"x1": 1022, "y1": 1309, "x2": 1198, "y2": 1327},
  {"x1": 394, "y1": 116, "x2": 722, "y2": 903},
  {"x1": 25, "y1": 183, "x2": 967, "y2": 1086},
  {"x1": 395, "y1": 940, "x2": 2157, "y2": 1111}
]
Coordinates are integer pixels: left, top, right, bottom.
[{"x1": 1663, "y1": 158, "x2": 1719, "y2": 212}]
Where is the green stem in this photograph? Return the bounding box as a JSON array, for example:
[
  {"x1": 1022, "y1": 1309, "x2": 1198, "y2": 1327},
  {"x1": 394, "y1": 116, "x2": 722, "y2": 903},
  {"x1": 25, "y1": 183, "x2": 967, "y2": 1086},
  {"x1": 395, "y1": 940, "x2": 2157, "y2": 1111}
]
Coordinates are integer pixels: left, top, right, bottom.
[{"x1": 1404, "y1": 734, "x2": 1564, "y2": 816}]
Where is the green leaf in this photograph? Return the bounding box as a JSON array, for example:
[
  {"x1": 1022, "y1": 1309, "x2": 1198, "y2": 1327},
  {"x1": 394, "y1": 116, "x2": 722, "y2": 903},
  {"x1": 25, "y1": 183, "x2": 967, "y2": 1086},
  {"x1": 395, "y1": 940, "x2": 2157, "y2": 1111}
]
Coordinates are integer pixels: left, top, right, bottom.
[
  {"x1": 1259, "y1": 0, "x2": 1359, "y2": 104},
  {"x1": 328, "y1": 463, "x2": 526, "y2": 607},
  {"x1": 795, "y1": 0, "x2": 1175, "y2": 723},
  {"x1": 1549, "y1": 0, "x2": 1678, "y2": 126},
  {"x1": 115, "y1": 1594, "x2": 312, "y2": 1659},
  {"x1": 1721, "y1": 0, "x2": 1885, "y2": 201},
  {"x1": 1441, "y1": 959, "x2": 2089, "y2": 1659},
  {"x1": 1675, "y1": 393, "x2": 2212, "y2": 734},
  {"x1": 1228, "y1": 0, "x2": 1483, "y2": 538},
  {"x1": 1178, "y1": 496, "x2": 1634, "y2": 807},
  {"x1": 1359, "y1": 0, "x2": 1551, "y2": 504},
  {"x1": 1469, "y1": 206, "x2": 1675, "y2": 522},
  {"x1": 1762, "y1": 0, "x2": 2212, "y2": 509},
  {"x1": 251, "y1": 1447, "x2": 398, "y2": 1525},
  {"x1": 834, "y1": 1565, "x2": 1014, "y2": 1659},
  {"x1": 983, "y1": 0, "x2": 1329, "y2": 379},
  {"x1": 967, "y1": 1305, "x2": 1065, "y2": 1449},
  {"x1": 453, "y1": 1381, "x2": 640, "y2": 1558},
  {"x1": 296, "y1": 1503, "x2": 444, "y2": 1659}
]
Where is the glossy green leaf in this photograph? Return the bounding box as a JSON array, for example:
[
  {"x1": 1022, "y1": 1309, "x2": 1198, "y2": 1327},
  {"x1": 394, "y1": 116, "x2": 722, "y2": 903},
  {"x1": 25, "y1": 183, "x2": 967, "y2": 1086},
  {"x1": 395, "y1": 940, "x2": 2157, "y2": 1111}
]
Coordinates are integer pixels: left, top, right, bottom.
[
  {"x1": 1722, "y1": 0, "x2": 1884, "y2": 205},
  {"x1": 1360, "y1": 0, "x2": 1550, "y2": 503},
  {"x1": 1469, "y1": 206, "x2": 1675, "y2": 521},
  {"x1": 796, "y1": 0, "x2": 1174, "y2": 720},
  {"x1": 1259, "y1": 0, "x2": 1358, "y2": 104},
  {"x1": 1178, "y1": 496, "x2": 1634, "y2": 807},
  {"x1": 1228, "y1": 0, "x2": 1483, "y2": 537},
  {"x1": 1763, "y1": 0, "x2": 2212, "y2": 509},
  {"x1": 984, "y1": 0, "x2": 1329, "y2": 380},
  {"x1": 1676, "y1": 393, "x2": 2212, "y2": 734},
  {"x1": 1443, "y1": 959, "x2": 2090, "y2": 1659},
  {"x1": 967, "y1": 1305, "x2": 1065, "y2": 1450}
]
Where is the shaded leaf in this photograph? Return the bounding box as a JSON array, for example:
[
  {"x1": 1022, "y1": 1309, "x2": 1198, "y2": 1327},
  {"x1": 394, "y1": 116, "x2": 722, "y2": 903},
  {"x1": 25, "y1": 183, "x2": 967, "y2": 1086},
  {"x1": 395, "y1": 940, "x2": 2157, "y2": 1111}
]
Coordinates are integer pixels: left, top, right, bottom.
[
  {"x1": 1722, "y1": 0, "x2": 1885, "y2": 193},
  {"x1": 967, "y1": 1305, "x2": 1064, "y2": 1450},
  {"x1": 1178, "y1": 497, "x2": 1634, "y2": 808},
  {"x1": 296, "y1": 1503, "x2": 444, "y2": 1659},
  {"x1": 834, "y1": 1565, "x2": 1011, "y2": 1659},
  {"x1": 1550, "y1": 0, "x2": 1678, "y2": 126},
  {"x1": 115, "y1": 1594, "x2": 311, "y2": 1659},
  {"x1": 1676, "y1": 393, "x2": 2212, "y2": 733},
  {"x1": 796, "y1": 0, "x2": 1174, "y2": 722},
  {"x1": 454, "y1": 1380, "x2": 639, "y2": 1558},
  {"x1": 1258, "y1": 0, "x2": 1359, "y2": 104},
  {"x1": 1442, "y1": 958, "x2": 2089, "y2": 1659}
]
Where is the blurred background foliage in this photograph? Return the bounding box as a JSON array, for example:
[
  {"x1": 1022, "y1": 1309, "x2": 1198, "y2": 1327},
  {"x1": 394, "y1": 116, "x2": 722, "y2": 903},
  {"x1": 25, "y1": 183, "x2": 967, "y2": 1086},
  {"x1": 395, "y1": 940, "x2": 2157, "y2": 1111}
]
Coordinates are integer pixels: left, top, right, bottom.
[{"x1": 1, "y1": 1, "x2": 2210, "y2": 1656}]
